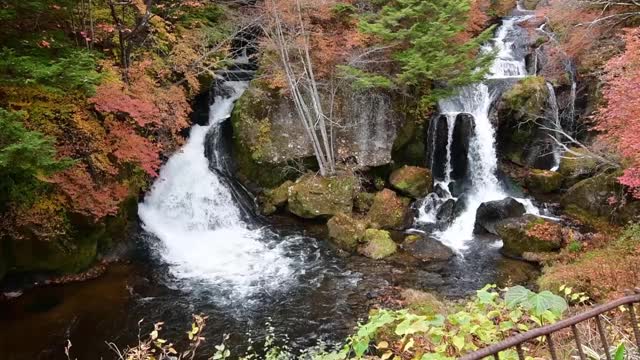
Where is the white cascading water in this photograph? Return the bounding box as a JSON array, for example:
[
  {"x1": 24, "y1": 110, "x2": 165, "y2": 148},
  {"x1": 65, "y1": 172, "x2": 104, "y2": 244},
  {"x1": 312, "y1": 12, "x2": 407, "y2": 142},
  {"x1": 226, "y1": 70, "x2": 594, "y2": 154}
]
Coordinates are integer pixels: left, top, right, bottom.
[
  {"x1": 547, "y1": 82, "x2": 562, "y2": 171},
  {"x1": 418, "y1": 9, "x2": 538, "y2": 251},
  {"x1": 138, "y1": 81, "x2": 293, "y2": 299}
]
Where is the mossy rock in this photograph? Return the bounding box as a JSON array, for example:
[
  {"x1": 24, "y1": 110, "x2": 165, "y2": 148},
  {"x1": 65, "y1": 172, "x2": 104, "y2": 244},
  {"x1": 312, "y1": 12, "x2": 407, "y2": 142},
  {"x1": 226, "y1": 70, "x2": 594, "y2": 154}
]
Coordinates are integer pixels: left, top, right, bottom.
[
  {"x1": 526, "y1": 169, "x2": 563, "y2": 193},
  {"x1": 261, "y1": 180, "x2": 294, "y2": 215},
  {"x1": 287, "y1": 173, "x2": 357, "y2": 219},
  {"x1": 367, "y1": 189, "x2": 411, "y2": 230},
  {"x1": 389, "y1": 166, "x2": 432, "y2": 198},
  {"x1": 358, "y1": 229, "x2": 397, "y2": 259},
  {"x1": 561, "y1": 171, "x2": 640, "y2": 226},
  {"x1": 496, "y1": 214, "x2": 563, "y2": 258},
  {"x1": 522, "y1": 0, "x2": 541, "y2": 10},
  {"x1": 354, "y1": 191, "x2": 375, "y2": 213},
  {"x1": 558, "y1": 147, "x2": 600, "y2": 187},
  {"x1": 8, "y1": 234, "x2": 97, "y2": 274},
  {"x1": 327, "y1": 213, "x2": 369, "y2": 252},
  {"x1": 400, "y1": 289, "x2": 446, "y2": 316}
]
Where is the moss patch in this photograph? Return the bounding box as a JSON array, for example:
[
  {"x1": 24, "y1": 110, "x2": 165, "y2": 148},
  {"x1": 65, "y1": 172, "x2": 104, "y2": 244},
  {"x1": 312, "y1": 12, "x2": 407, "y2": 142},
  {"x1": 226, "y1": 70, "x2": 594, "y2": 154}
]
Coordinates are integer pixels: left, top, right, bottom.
[
  {"x1": 287, "y1": 173, "x2": 357, "y2": 219},
  {"x1": 389, "y1": 166, "x2": 432, "y2": 198},
  {"x1": 526, "y1": 169, "x2": 563, "y2": 193},
  {"x1": 358, "y1": 229, "x2": 397, "y2": 259},
  {"x1": 327, "y1": 213, "x2": 369, "y2": 252}
]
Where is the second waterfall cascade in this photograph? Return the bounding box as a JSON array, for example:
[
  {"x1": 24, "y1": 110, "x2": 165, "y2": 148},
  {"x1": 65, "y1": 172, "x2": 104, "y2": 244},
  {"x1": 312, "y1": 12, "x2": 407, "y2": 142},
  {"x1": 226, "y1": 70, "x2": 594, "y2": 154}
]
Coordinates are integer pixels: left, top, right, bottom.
[{"x1": 417, "y1": 9, "x2": 539, "y2": 251}]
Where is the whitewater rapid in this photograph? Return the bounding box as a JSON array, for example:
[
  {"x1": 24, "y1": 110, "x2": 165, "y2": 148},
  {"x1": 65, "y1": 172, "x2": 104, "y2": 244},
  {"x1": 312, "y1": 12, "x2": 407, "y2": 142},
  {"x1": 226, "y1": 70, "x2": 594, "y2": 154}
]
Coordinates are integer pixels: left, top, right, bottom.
[{"x1": 138, "y1": 81, "x2": 293, "y2": 298}]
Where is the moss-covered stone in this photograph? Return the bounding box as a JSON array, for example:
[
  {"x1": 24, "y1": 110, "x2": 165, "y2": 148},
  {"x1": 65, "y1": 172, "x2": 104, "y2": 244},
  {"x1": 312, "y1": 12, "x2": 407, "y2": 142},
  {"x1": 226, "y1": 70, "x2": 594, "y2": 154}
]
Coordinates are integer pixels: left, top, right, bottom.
[
  {"x1": 561, "y1": 171, "x2": 640, "y2": 226},
  {"x1": 389, "y1": 166, "x2": 432, "y2": 198},
  {"x1": 391, "y1": 112, "x2": 427, "y2": 166},
  {"x1": 496, "y1": 214, "x2": 563, "y2": 258},
  {"x1": 358, "y1": 229, "x2": 397, "y2": 259},
  {"x1": 287, "y1": 173, "x2": 357, "y2": 219},
  {"x1": 522, "y1": 0, "x2": 541, "y2": 10},
  {"x1": 9, "y1": 234, "x2": 97, "y2": 274},
  {"x1": 354, "y1": 191, "x2": 375, "y2": 213},
  {"x1": 400, "y1": 289, "x2": 446, "y2": 316},
  {"x1": 558, "y1": 147, "x2": 599, "y2": 187},
  {"x1": 327, "y1": 213, "x2": 369, "y2": 252},
  {"x1": 526, "y1": 169, "x2": 563, "y2": 193},
  {"x1": 496, "y1": 76, "x2": 552, "y2": 167},
  {"x1": 261, "y1": 180, "x2": 294, "y2": 215},
  {"x1": 367, "y1": 189, "x2": 411, "y2": 230}
]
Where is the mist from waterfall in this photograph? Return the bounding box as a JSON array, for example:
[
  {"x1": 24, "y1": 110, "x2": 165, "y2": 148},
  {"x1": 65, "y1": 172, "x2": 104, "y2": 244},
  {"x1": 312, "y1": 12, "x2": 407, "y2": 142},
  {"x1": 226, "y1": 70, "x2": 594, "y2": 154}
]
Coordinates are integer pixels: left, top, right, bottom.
[{"x1": 138, "y1": 81, "x2": 294, "y2": 299}]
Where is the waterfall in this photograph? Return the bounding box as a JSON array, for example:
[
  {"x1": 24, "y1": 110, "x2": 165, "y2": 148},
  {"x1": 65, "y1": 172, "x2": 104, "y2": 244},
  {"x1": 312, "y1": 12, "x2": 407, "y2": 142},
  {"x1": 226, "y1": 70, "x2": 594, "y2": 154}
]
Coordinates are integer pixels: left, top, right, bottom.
[
  {"x1": 418, "y1": 10, "x2": 538, "y2": 251},
  {"x1": 546, "y1": 82, "x2": 562, "y2": 171},
  {"x1": 138, "y1": 81, "x2": 294, "y2": 299}
]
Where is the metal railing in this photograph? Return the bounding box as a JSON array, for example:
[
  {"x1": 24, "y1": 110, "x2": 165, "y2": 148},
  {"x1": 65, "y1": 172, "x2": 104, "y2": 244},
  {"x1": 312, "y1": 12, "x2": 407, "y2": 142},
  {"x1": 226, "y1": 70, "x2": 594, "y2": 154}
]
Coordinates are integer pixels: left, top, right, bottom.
[{"x1": 460, "y1": 291, "x2": 640, "y2": 360}]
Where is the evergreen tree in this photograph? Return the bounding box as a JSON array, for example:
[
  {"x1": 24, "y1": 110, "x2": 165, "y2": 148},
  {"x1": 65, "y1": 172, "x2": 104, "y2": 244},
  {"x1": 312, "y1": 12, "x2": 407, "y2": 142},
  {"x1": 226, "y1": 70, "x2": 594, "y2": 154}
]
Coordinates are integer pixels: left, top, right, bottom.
[
  {"x1": 359, "y1": 0, "x2": 495, "y2": 106},
  {"x1": 0, "y1": 108, "x2": 72, "y2": 206}
]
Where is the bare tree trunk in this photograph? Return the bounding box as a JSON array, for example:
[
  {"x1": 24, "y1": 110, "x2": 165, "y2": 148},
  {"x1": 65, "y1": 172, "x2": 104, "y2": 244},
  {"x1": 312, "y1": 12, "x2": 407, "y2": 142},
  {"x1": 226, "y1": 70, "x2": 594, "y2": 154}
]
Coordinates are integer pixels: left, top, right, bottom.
[{"x1": 268, "y1": 0, "x2": 336, "y2": 176}]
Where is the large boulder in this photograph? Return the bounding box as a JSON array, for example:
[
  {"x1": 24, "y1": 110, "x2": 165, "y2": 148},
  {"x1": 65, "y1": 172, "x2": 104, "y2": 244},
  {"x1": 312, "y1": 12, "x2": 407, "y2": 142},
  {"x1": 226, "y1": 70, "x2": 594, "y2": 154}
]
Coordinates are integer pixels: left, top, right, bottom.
[
  {"x1": 494, "y1": 76, "x2": 556, "y2": 169},
  {"x1": 561, "y1": 171, "x2": 640, "y2": 226},
  {"x1": 358, "y1": 229, "x2": 398, "y2": 259},
  {"x1": 526, "y1": 169, "x2": 563, "y2": 193},
  {"x1": 367, "y1": 189, "x2": 411, "y2": 230},
  {"x1": 260, "y1": 180, "x2": 294, "y2": 215},
  {"x1": 496, "y1": 214, "x2": 563, "y2": 257},
  {"x1": 287, "y1": 173, "x2": 357, "y2": 219},
  {"x1": 389, "y1": 166, "x2": 432, "y2": 198},
  {"x1": 474, "y1": 197, "x2": 526, "y2": 235},
  {"x1": 327, "y1": 213, "x2": 369, "y2": 252},
  {"x1": 402, "y1": 234, "x2": 454, "y2": 263},
  {"x1": 558, "y1": 147, "x2": 599, "y2": 188}
]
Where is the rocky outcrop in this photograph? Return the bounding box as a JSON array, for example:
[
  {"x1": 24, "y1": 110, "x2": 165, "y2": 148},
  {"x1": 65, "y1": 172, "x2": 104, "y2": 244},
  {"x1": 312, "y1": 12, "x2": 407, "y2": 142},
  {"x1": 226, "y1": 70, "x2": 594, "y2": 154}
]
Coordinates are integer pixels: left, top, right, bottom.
[
  {"x1": 327, "y1": 213, "x2": 369, "y2": 252},
  {"x1": 367, "y1": 189, "x2": 411, "y2": 230},
  {"x1": 474, "y1": 197, "x2": 526, "y2": 235},
  {"x1": 426, "y1": 113, "x2": 474, "y2": 182},
  {"x1": 496, "y1": 214, "x2": 563, "y2": 257},
  {"x1": 526, "y1": 169, "x2": 563, "y2": 193},
  {"x1": 401, "y1": 234, "x2": 453, "y2": 263},
  {"x1": 287, "y1": 173, "x2": 357, "y2": 219},
  {"x1": 231, "y1": 80, "x2": 406, "y2": 188},
  {"x1": 561, "y1": 171, "x2": 640, "y2": 226},
  {"x1": 451, "y1": 113, "x2": 474, "y2": 181},
  {"x1": 389, "y1": 166, "x2": 432, "y2": 198},
  {"x1": 494, "y1": 76, "x2": 556, "y2": 169},
  {"x1": 558, "y1": 147, "x2": 599, "y2": 188},
  {"x1": 358, "y1": 229, "x2": 397, "y2": 259}
]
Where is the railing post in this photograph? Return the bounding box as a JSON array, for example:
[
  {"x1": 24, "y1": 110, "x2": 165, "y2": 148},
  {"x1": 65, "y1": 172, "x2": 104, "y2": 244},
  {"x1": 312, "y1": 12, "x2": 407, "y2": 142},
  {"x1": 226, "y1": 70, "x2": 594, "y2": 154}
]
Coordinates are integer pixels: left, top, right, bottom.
[
  {"x1": 595, "y1": 315, "x2": 612, "y2": 360},
  {"x1": 629, "y1": 303, "x2": 640, "y2": 354},
  {"x1": 571, "y1": 324, "x2": 587, "y2": 360}
]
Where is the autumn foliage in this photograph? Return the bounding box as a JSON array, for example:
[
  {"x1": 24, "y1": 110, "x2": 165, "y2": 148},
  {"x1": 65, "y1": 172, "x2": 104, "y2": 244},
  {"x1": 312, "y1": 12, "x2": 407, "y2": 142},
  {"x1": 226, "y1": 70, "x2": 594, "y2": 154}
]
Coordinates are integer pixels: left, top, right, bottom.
[{"x1": 597, "y1": 28, "x2": 640, "y2": 198}]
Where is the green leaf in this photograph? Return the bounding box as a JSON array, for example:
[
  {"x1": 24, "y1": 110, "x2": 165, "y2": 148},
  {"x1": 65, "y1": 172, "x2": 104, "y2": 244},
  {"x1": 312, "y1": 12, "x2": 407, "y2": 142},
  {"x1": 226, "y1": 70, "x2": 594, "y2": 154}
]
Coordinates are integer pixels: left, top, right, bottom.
[
  {"x1": 505, "y1": 286, "x2": 533, "y2": 309},
  {"x1": 452, "y1": 335, "x2": 465, "y2": 351},
  {"x1": 614, "y1": 343, "x2": 625, "y2": 360}
]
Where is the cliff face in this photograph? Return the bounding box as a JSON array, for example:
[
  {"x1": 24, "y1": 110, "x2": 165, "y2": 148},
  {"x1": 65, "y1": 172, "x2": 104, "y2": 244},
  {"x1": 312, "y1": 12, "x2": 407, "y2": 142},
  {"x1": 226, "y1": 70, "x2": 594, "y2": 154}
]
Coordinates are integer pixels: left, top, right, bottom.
[{"x1": 230, "y1": 80, "x2": 418, "y2": 188}]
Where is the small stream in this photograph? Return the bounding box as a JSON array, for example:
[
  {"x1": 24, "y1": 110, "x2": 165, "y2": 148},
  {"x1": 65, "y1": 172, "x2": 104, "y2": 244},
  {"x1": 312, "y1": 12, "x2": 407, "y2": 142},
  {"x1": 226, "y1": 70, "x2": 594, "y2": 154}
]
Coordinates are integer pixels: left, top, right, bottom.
[{"x1": 0, "y1": 6, "x2": 545, "y2": 360}]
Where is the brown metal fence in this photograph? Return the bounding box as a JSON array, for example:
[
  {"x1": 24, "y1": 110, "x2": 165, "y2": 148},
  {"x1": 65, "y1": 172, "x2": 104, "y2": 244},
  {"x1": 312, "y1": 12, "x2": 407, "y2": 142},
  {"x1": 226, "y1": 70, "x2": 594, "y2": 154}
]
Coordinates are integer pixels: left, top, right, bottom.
[{"x1": 459, "y1": 291, "x2": 640, "y2": 360}]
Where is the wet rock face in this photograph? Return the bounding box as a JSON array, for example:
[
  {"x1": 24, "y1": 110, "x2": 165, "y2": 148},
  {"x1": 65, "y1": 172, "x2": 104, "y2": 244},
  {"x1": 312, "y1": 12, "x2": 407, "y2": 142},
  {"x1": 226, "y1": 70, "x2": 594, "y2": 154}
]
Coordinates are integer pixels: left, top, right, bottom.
[
  {"x1": 496, "y1": 214, "x2": 562, "y2": 258},
  {"x1": 436, "y1": 199, "x2": 456, "y2": 223},
  {"x1": 367, "y1": 189, "x2": 411, "y2": 230},
  {"x1": 451, "y1": 113, "x2": 474, "y2": 181},
  {"x1": 401, "y1": 234, "x2": 454, "y2": 263},
  {"x1": 389, "y1": 166, "x2": 433, "y2": 199},
  {"x1": 427, "y1": 115, "x2": 450, "y2": 180},
  {"x1": 474, "y1": 197, "x2": 527, "y2": 235},
  {"x1": 260, "y1": 180, "x2": 294, "y2": 215},
  {"x1": 358, "y1": 229, "x2": 397, "y2": 259},
  {"x1": 426, "y1": 113, "x2": 474, "y2": 182},
  {"x1": 558, "y1": 147, "x2": 599, "y2": 187},
  {"x1": 287, "y1": 173, "x2": 357, "y2": 219}
]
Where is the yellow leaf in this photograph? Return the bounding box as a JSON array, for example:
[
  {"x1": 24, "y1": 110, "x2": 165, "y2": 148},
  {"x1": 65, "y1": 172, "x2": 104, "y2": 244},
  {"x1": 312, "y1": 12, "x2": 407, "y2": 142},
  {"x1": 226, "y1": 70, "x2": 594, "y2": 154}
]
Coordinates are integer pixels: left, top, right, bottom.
[
  {"x1": 377, "y1": 341, "x2": 389, "y2": 349},
  {"x1": 150, "y1": 330, "x2": 158, "y2": 340}
]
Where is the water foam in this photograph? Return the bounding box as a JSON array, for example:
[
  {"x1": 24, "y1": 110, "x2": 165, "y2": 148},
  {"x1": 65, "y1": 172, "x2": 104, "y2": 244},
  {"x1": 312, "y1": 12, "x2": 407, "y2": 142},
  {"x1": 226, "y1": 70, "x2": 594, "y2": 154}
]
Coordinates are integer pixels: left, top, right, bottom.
[{"x1": 138, "y1": 81, "x2": 293, "y2": 299}]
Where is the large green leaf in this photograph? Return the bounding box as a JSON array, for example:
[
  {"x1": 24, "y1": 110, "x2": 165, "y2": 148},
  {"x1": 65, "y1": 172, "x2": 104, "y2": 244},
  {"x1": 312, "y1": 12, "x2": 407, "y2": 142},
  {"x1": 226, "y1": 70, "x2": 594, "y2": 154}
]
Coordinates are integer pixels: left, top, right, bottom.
[{"x1": 504, "y1": 286, "x2": 533, "y2": 309}]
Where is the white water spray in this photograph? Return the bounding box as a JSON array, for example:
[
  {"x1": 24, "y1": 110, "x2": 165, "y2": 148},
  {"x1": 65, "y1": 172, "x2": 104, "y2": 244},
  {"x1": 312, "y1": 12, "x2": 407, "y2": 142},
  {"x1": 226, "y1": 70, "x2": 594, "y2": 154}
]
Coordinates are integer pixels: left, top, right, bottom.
[{"x1": 138, "y1": 81, "x2": 293, "y2": 298}]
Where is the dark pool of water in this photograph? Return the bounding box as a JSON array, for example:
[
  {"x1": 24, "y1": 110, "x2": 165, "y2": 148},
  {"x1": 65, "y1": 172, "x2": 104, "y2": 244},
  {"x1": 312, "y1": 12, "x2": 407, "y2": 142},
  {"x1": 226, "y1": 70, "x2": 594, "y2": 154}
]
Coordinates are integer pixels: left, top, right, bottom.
[{"x1": 0, "y1": 222, "x2": 538, "y2": 360}]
